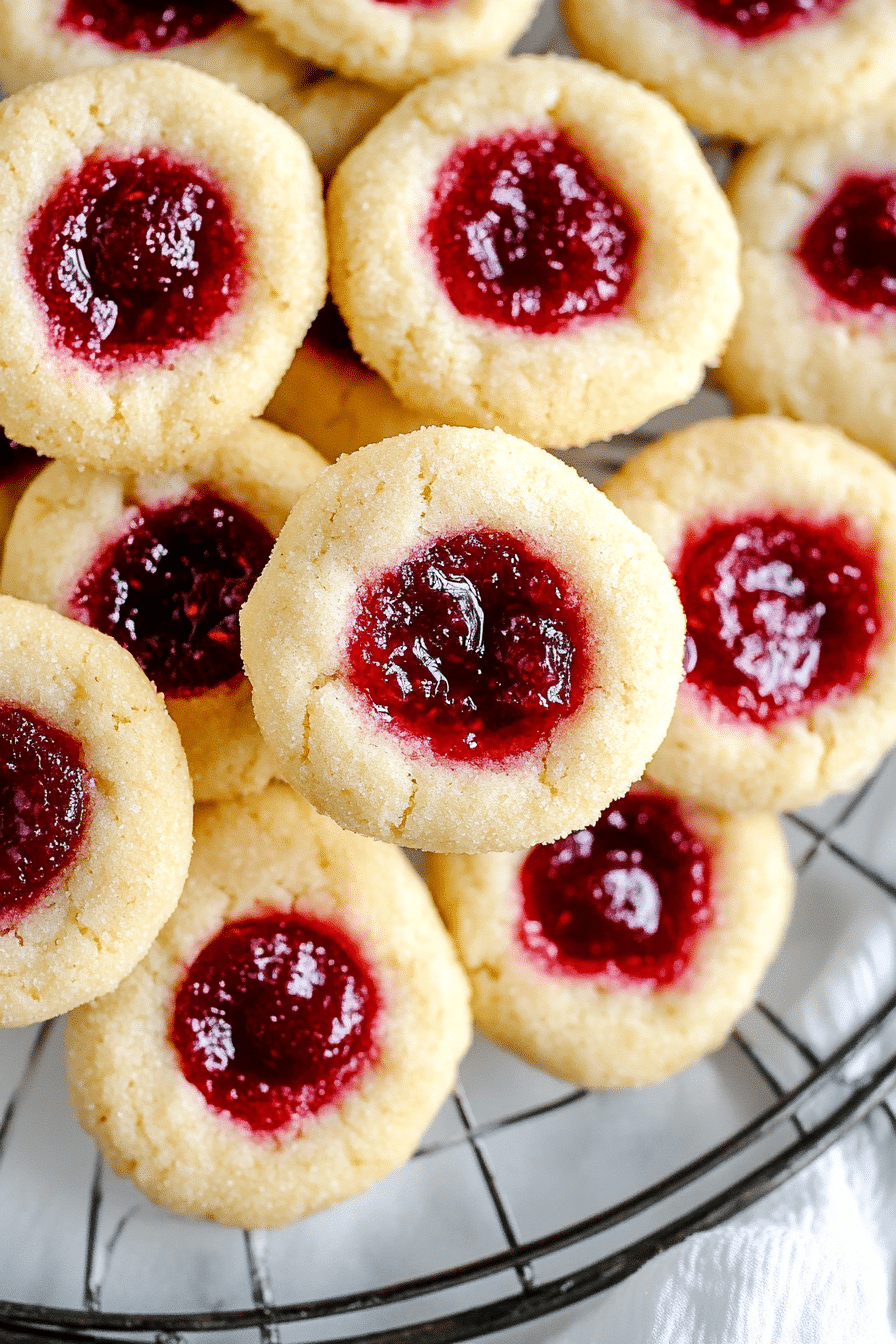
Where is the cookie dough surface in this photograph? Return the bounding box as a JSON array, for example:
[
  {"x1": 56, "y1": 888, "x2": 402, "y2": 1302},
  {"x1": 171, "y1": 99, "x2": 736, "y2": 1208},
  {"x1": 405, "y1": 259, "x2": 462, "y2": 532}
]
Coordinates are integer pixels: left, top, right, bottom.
[
  {"x1": 0, "y1": 595, "x2": 192, "y2": 1027},
  {"x1": 241, "y1": 0, "x2": 542, "y2": 90},
  {"x1": 563, "y1": 0, "x2": 896, "y2": 143},
  {"x1": 1, "y1": 419, "x2": 327, "y2": 802},
  {"x1": 0, "y1": 61, "x2": 327, "y2": 471},
  {"x1": 328, "y1": 55, "x2": 740, "y2": 450},
  {"x1": 719, "y1": 111, "x2": 896, "y2": 465},
  {"x1": 241, "y1": 426, "x2": 685, "y2": 853},
  {"x1": 604, "y1": 416, "x2": 896, "y2": 812},
  {"x1": 272, "y1": 74, "x2": 400, "y2": 179},
  {"x1": 66, "y1": 783, "x2": 472, "y2": 1228},
  {"x1": 429, "y1": 796, "x2": 793, "y2": 1088}
]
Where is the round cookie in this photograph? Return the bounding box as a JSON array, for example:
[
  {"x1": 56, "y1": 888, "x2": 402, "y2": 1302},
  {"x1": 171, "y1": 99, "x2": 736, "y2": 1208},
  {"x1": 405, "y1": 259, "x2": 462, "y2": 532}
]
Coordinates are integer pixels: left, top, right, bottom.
[
  {"x1": 719, "y1": 110, "x2": 896, "y2": 465},
  {"x1": 0, "y1": 595, "x2": 192, "y2": 1028},
  {"x1": 1, "y1": 420, "x2": 327, "y2": 802},
  {"x1": 563, "y1": 0, "x2": 896, "y2": 144},
  {"x1": 240, "y1": 426, "x2": 686, "y2": 854},
  {"x1": 0, "y1": 60, "x2": 327, "y2": 471},
  {"x1": 429, "y1": 785, "x2": 794, "y2": 1088},
  {"x1": 264, "y1": 296, "x2": 429, "y2": 461},
  {"x1": 66, "y1": 782, "x2": 472, "y2": 1228},
  {"x1": 240, "y1": 0, "x2": 542, "y2": 91},
  {"x1": 327, "y1": 55, "x2": 740, "y2": 451},
  {"x1": 0, "y1": 0, "x2": 310, "y2": 106},
  {"x1": 604, "y1": 416, "x2": 896, "y2": 813},
  {"x1": 272, "y1": 74, "x2": 400, "y2": 180}
]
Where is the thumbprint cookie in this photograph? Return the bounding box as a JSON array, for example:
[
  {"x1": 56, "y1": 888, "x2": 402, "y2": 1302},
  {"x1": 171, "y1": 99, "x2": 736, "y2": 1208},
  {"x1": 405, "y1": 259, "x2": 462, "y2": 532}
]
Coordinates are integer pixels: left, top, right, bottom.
[
  {"x1": 240, "y1": 426, "x2": 685, "y2": 853},
  {"x1": 327, "y1": 56, "x2": 740, "y2": 450},
  {"x1": 272, "y1": 74, "x2": 400, "y2": 180},
  {"x1": 0, "y1": 595, "x2": 192, "y2": 1028},
  {"x1": 66, "y1": 783, "x2": 471, "y2": 1228},
  {"x1": 1, "y1": 420, "x2": 327, "y2": 802},
  {"x1": 604, "y1": 416, "x2": 896, "y2": 813}
]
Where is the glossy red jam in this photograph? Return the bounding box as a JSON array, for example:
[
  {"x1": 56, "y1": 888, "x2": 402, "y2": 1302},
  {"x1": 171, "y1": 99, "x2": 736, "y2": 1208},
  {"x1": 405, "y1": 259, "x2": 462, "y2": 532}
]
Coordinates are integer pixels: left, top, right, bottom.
[
  {"x1": 797, "y1": 175, "x2": 896, "y2": 314},
  {"x1": 27, "y1": 151, "x2": 246, "y2": 371},
  {"x1": 676, "y1": 512, "x2": 882, "y2": 725},
  {"x1": 0, "y1": 704, "x2": 90, "y2": 931},
  {"x1": 0, "y1": 429, "x2": 43, "y2": 488},
  {"x1": 171, "y1": 912, "x2": 381, "y2": 1134},
  {"x1": 346, "y1": 528, "x2": 590, "y2": 762},
  {"x1": 58, "y1": 0, "x2": 241, "y2": 50},
  {"x1": 519, "y1": 790, "x2": 712, "y2": 986},
  {"x1": 674, "y1": 0, "x2": 845, "y2": 41},
  {"x1": 69, "y1": 489, "x2": 274, "y2": 698},
  {"x1": 305, "y1": 295, "x2": 365, "y2": 370},
  {"x1": 423, "y1": 130, "x2": 639, "y2": 334}
]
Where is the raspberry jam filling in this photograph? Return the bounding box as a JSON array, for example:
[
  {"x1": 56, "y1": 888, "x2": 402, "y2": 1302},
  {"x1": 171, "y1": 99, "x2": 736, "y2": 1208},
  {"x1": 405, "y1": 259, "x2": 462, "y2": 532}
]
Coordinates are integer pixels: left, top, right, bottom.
[
  {"x1": 58, "y1": 0, "x2": 241, "y2": 50},
  {"x1": 69, "y1": 489, "x2": 274, "y2": 698},
  {"x1": 519, "y1": 790, "x2": 712, "y2": 986},
  {"x1": 27, "y1": 151, "x2": 246, "y2": 371},
  {"x1": 305, "y1": 295, "x2": 365, "y2": 370},
  {"x1": 0, "y1": 429, "x2": 43, "y2": 488},
  {"x1": 0, "y1": 704, "x2": 90, "y2": 931},
  {"x1": 346, "y1": 528, "x2": 590, "y2": 762},
  {"x1": 797, "y1": 175, "x2": 896, "y2": 314},
  {"x1": 674, "y1": 0, "x2": 845, "y2": 41},
  {"x1": 423, "y1": 129, "x2": 639, "y2": 334},
  {"x1": 676, "y1": 512, "x2": 882, "y2": 725},
  {"x1": 171, "y1": 912, "x2": 380, "y2": 1134}
]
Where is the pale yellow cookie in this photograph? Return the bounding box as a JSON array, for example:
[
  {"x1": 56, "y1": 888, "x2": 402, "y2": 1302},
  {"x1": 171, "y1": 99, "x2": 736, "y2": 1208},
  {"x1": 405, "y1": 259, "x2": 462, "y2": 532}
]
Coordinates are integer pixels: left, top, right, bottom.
[
  {"x1": 241, "y1": 0, "x2": 542, "y2": 91},
  {"x1": 0, "y1": 61, "x2": 326, "y2": 471},
  {"x1": 0, "y1": 595, "x2": 192, "y2": 1028},
  {"x1": 604, "y1": 416, "x2": 896, "y2": 813},
  {"x1": 563, "y1": 0, "x2": 896, "y2": 143},
  {"x1": 271, "y1": 73, "x2": 400, "y2": 179},
  {"x1": 328, "y1": 55, "x2": 740, "y2": 450},
  {"x1": 66, "y1": 783, "x2": 472, "y2": 1228},
  {"x1": 0, "y1": 0, "x2": 310, "y2": 106},
  {"x1": 719, "y1": 110, "x2": 896, "y2": 465},
  {"x1": 1, "y1": 420, "x2": 326, "y2": 802},
  {"x1": 430, "y1": 786, "x2": 793, "y2": 1088},
  {"x1": 240, "y1": 426, "x2": 685, "y2": 853}
]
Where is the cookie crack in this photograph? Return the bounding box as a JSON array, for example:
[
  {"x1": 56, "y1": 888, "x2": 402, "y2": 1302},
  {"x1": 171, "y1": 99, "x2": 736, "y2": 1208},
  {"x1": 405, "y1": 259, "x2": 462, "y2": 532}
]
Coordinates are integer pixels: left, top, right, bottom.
[{"x1": 390, "y1": 775, "x2": 418, "y2": 840}]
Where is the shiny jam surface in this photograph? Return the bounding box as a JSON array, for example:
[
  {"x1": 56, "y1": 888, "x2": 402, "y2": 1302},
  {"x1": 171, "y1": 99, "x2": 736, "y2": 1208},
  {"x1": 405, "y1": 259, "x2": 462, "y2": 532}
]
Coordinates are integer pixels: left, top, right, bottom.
[
  {"x1": 797, "y1": 174, "x2": 896, "y2": 314},
  {"x1": 305, "y1": 295, "x2": 365, "y2": 369},
  {"x1": 58, "y1": 0, "x2": 240, "y2": 50},
  {"x1": 171, "y1": 912, "x2": 381, "y2": 1134},
  {"x1": 346, "y1": 528, "x2": 590, "y2": 763},
  {"x1": 676, "y1": 512, "x2": 882, "y2": 725},
  {"x1": 69, "y1": 489, "x2": 274, "y2": 698},
  {"x1": 674, "y1": 0, "x2": 845, "y2": 41},
  {"x1": 0, "y1": 704, "x2": 90, "y2": 931},
  {"x1": 519, "y1": 790, "x2": 712, "y2": 986},
  {"x1": 0, "y1": 428, "x2": 43, "y2": 488},
  {"x1": 27, "y1": 151, "x2": 246, "y2": 371},
  {"x1": 423, "y1": 129, "x2": 639, "y2": 334}
]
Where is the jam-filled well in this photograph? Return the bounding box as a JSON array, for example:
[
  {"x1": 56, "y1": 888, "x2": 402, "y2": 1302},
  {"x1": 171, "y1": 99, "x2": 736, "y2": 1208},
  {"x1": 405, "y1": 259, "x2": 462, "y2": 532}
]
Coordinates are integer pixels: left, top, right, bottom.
[
  {"x1": 519, "y1": 790, "x2": 712, "y2": 986},
  {"x1": 171, "y1": 912, "x2": 381, "y2": 1134},
  {"x1": 27, "y1": 150, "x2": 246, "y2": 370},
  {"x1": 673, "y1": 0, "x2": 846, "y2": 41},
  {"x1": 676, "y1": 512, "x2": 882, "y2": 725},
  {"x1": 0, "y1": 704, "x2": 90, "y2": 931},
  {"x1": 58, "y1": 0, "x2": 241, "y2": 50},
  {"x1": 797, "y1": 174, "x2": 896, "y2": 314},
  {"x1": 424, "y1": 129, "x2": 639, "y2": 334},
  {"x1": 69, "y1": 489, "x2": 274, "y2": 698},
  {"x1": 346, "y1": 528, "x2": 590, "y2": 762}
]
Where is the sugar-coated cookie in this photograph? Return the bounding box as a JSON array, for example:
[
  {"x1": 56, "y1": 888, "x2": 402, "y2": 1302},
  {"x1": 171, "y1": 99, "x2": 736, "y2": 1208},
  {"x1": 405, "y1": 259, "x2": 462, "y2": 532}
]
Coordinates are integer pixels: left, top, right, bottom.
[
  {"x1": 241, "y1": 426, "x2": 685, "y2": 853},
  {"x1": 1, "y1": 420, "x2": 326, "y2": 802},
  {"x1": 264, "y1": 297, "x2": 428, "y2": 461},
  {"x1": 66, "y1": 783, "x2": 472, "y2": 1228},
  {"x1": 430, "y1": 784, "x2": 793, "y2": 1087},
  {"x1": 272, "y1": 74, "x2": 400, "y2": 179},
  {"x1": 241, "y1": 0, "x2": 542, "y2": 91},
  {"x1": 604, "y1": 416, "x2": 896, "y2": 813},
  {"x1": 0, "y1": 61, "x2": 326, "y2": 471},
  {"x1": 0, "y1": 0, "x2": 310, "y2": 106},
  {"x1": 328, "y1": 56, "x2": 740, "y2": 450},
  {"x1": 564, "y1": 0, "x2": 896, "y2": 143},
  {"x1": 0, "y1": 595, "x2": 192, "y2": 1028},
  {"x1": 719, "y1": 110, "x2": 896, "y2": 465}
]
